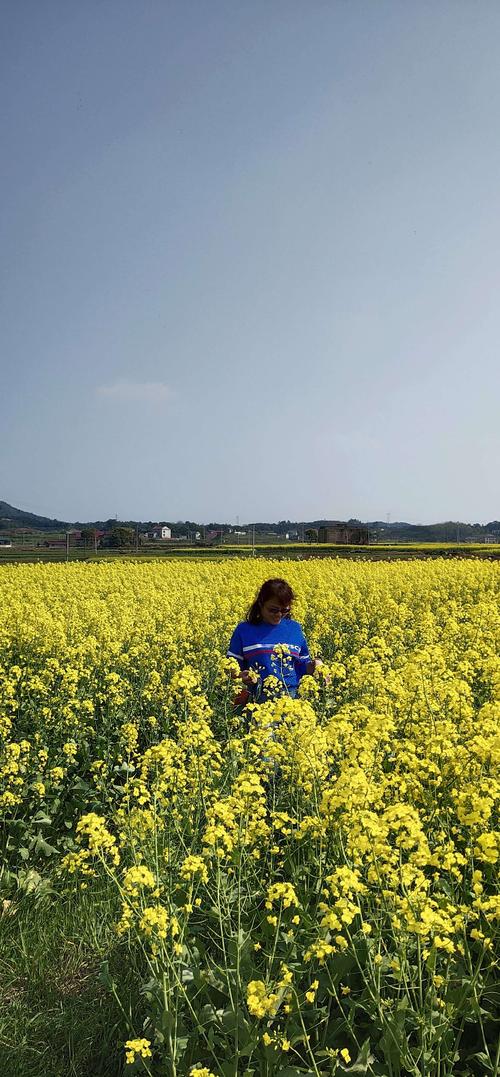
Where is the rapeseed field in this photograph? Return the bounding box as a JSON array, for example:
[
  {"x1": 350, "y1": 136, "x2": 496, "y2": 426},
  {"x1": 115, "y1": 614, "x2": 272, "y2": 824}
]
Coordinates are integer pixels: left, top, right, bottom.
[{"x1": 0, "y1": 559, "x2": 499, "y2": 1077}]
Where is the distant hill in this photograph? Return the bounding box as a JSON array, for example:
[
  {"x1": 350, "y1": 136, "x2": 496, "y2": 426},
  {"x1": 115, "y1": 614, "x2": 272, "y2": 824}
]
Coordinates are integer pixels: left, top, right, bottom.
[{"x1": 0, "y1": 501, "x2": 69, "y2": 530}]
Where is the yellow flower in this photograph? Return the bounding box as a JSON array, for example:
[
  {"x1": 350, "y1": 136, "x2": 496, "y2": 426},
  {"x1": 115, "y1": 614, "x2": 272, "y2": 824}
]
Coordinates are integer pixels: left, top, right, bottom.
[
  {"x1": 139, "y1": 904, "x2": 170, "y2": 940},
  {"x1": 124, "y1": 1038, "x2": 152, "y2": 1065},
  {"x1": 305, "y1": 979, "x2": 319, "y2": 1003},
  {"x1": 267, "y1": 883, "x2": 299, "y2": 908},
  {"x1": 123, "y1": 864, "x2": 156, "y2": 898},
  {"x1": 246, "y1": 980, "x2": 279, "y2": 1018},
  {"x1": 3, "y1": 554, "x2": 500, "y2": 1077},
  {"x1": 179, "y1": 854, "x2": 209, "y2": 883}
]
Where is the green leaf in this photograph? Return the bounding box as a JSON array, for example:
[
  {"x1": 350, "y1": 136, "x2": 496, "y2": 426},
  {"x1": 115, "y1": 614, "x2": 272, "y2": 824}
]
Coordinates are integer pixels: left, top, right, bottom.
[
  {"x1": 17, "y1": 868, "x2": 43, "y2": 894},
  {"x1": 276, "y1": 1068, "x2": 312, "y2": 1076},
  {"x1": 33, "y1": 834, "x2": 59, "y2": 857},
  {"x1": 470, "y1": 1051, "x2": 494, "y2": 1070},
  {"x1": 333, "y1": 1038, "x2": 376, "y2": 1074},
  {"x1": 348, "y1": 1039, "x2": 375, "y2": 1073},
  {"x1": 220, "y1": 1007, "x2": 252, "y2": 1048},
  {"x1": 99, "y1": 960, "x2": 115, "y2": 990},
  {"x1": 140, "y1": 975, "x2": 161, "y2": 999}
]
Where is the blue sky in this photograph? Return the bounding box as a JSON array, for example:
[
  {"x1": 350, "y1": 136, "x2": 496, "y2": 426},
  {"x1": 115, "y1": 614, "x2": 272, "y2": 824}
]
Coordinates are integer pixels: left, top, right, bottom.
[{"x1": 1, "y1": 1, "x2": 499, "y2": 524}]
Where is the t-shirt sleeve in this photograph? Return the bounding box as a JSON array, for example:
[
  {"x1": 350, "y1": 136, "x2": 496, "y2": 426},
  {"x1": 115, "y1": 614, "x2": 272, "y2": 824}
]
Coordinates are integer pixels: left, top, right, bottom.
[{"x1": 227, "y1": 624, "x2": 245, "y2": 668}]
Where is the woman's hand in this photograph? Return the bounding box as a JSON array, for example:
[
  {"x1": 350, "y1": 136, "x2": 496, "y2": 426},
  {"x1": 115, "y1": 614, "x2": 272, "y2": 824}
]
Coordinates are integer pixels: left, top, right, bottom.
[
  {"x1": 230, "y1": 667, "x2": 251, "y2": 682},
  {"x1": 307, "y1": 658, "x2": 330, "y2": 681},
  {"x1": 306, "y1": 658, "x2": 320, "y2": 675},
  {"x1": 230, "y1": 667, "x2": 258, "y2": 686}
]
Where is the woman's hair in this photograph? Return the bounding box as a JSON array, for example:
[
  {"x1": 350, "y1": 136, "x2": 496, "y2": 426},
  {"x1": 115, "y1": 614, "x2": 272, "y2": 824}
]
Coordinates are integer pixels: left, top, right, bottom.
[{"x1": 246, "y1": 578, "x2": 295, "y2": 624}]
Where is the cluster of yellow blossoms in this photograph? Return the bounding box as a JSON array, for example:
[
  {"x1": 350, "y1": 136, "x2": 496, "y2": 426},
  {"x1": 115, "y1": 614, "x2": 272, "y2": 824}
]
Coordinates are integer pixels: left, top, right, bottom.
[{"x1": 0, "y1": 558, "x2": 499, "y2": 1074}]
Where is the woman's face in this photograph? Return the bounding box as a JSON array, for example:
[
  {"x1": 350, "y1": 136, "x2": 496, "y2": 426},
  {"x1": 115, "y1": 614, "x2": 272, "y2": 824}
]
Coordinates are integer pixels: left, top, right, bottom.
[{"x1": 260, "y1": 597, "x2": 292, "y2": 625}]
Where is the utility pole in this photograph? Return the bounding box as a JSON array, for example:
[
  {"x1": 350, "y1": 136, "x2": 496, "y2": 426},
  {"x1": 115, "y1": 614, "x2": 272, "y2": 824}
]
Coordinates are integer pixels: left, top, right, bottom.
[
  {"x1": 135, "y1": 524, "x2": 139, "y2": 553},
  {"x1": 66, "y1": 531, "x2": 70, "y2": 562},
  {"x1": 252, "y1": 522, "x2": 255, "y2": 557}
]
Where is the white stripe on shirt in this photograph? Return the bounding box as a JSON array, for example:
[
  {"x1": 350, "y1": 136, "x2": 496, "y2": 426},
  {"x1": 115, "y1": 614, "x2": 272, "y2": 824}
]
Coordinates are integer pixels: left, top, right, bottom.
[{"x1": 242, "y1": 642, "x2": 301, "y2": 653}]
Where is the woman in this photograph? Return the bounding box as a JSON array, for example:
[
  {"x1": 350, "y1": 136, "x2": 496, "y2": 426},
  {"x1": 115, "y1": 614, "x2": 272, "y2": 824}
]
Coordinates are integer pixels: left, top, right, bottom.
[{"x1": 227, "y1": 577, "x2": 320, "y2": 701}]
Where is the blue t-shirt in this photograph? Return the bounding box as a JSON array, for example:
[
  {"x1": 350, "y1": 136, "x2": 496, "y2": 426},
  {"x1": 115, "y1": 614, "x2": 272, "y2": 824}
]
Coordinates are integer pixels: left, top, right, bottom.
[{"x1": 227, "y1": 618, "x2": 311, "y2": 695}]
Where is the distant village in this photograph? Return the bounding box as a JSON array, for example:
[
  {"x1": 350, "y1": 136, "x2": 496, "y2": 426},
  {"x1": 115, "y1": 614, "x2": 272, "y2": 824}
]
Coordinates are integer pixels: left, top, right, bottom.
[
  {"x1": 1, "y1": 498, "x2": 500, "y2": 551},
  {"x1": 0, "y1": 521, "x2": 371, "y2": 550},
  {"x1": 1, "y1": 512, "x2": 500, "y2": 551}
]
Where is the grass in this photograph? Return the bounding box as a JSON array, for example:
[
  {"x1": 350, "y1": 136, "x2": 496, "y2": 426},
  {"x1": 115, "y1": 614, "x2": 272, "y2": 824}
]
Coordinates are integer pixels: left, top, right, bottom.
[{"x1": 0, "y1": 883, "x2": 147, "y2": 1077}]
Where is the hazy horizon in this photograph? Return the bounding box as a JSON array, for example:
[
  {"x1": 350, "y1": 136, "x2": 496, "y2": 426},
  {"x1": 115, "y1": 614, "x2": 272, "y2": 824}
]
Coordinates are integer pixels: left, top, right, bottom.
[
  {"x1": 2, "y1": 2, "x2": 499, "y2": 525},
  {"x1": 2, "y1": 495, "x2": 498, "y2": 530}
]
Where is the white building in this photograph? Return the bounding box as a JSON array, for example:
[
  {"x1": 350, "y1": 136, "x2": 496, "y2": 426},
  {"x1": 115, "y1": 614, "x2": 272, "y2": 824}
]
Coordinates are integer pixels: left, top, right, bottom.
[{"x1": 146, "y1": 525, "x2": 172, "y2": 540}]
